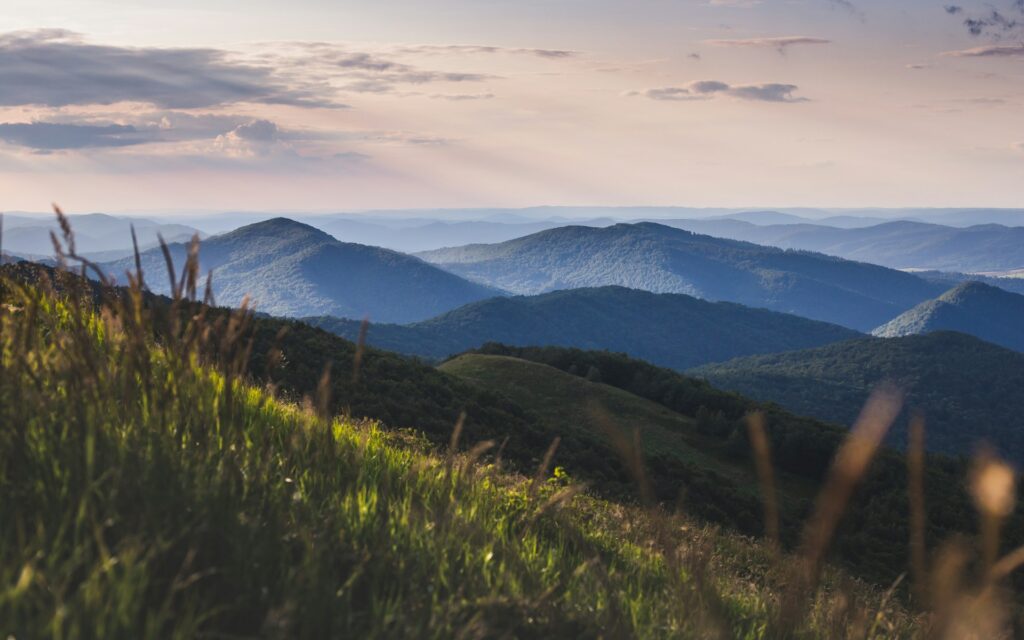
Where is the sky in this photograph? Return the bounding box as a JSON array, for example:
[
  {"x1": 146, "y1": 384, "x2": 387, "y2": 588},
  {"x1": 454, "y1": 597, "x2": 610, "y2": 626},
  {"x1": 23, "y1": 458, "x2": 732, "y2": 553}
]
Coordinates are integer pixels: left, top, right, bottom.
[{"x1": 0, "y1": 0, "x2": 1023, "y2": 213}]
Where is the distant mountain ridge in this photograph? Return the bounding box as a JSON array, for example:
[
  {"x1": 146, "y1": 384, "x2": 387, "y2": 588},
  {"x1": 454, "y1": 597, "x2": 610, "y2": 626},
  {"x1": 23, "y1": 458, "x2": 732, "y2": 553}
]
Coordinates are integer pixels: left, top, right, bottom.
[
  {"x1": 872, "y1": 282, "x2": 1024, "y2": 352},
  {"x1": 2, "y1": 212, "x2": 202, "y2": 259},
  {"x1": 692, "y1": 331, "x2": 1024, "y2": 463},
  {"x1": 304, "y1": 286, "x2": 862, "y2": 369},
  {"x1": 658, "y1": 218, "x2": 1024, "y2": 273},
  {"x1": 417, "y1": 222, "x2": 947, "y2": 331},
  {"x1": 101, "y1": 217, "x2": 498, "y2": 322}
]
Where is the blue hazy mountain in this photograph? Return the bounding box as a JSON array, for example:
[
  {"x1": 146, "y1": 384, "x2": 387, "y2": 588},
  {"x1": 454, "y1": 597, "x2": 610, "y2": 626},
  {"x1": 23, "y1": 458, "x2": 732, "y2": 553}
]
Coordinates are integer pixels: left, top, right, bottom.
[
  {"x1": 101, "y1": 217, "x2": 498, "y2": 322},
  {"x1": 2, "y1": 213, "x2": 202, "y2": 259},
  {"x1": 658, "y1": 219, "x2": 1024, "y2": 274},
  {"x1": 416, "y1": 222, "x2": 946, "y2": 331},
  {"x1": 304, "y1": 286, "x2": 862, "y2": 369}
]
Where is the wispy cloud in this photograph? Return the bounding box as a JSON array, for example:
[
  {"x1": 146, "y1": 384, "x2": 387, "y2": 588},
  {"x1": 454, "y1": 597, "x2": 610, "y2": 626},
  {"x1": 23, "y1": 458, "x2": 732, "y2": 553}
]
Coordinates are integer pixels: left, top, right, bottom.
[
  {"x1": 390, "y1": 44, "x2": 578, "y2": 58},
  {"x1": 250, "y1": 42, "x2": 498, "y2": 94},
  {"x1": 0, "y1": 29, "x2": 344, "y2": 109},
  {"x1": 628, "y1": 80, "x2": 807, "y2": 103},
  {"x1": 0, "y1": 30, "x2": 511, "y2": 111},
  {"x1": 707, "y1": 0, "x2": 764, "y2": 7},
  {"x1": 0, "y1": 112, "x2": 318, "y2": 152},
  {"x1": 0, "y1": 122, "x2": 145, "y2": 150},
  {"x1": 428, "y1": 93, "x2": 496, "y2": 101},
  {"x1": 943, "y1": 43, "x2": 1024, "y2": 57},
  {"x1": 705, "y1": 36, "x2": 831, "y2": 53}
]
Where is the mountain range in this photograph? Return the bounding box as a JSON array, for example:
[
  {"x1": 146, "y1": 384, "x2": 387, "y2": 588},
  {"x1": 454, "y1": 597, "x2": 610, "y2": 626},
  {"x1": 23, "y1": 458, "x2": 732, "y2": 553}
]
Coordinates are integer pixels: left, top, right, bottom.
[
  {"x1": 304, "y1": 218, "x2": 578, "y2": 253},
  {"x1": 2, "y1": 213, "x2": 202, "y2": 260},
  {"x1": 692, "y1": 331, "x2": 1024, "y2": 463},
  {"x1": 100, "y1": 218, "x2": 497, "y2": 322},
  {"x1": 305, "y1": 286, "x2": 861, "y2": 369},
  {"x1": 656, "y1": 219, "x2": 1024, "y2": 274},
  {"x1": 417, "y1": 222, "x2": 947, "y2": 331},
  {"x1": 872, "y1": 281, "x2": 1024, "y2": 352}
]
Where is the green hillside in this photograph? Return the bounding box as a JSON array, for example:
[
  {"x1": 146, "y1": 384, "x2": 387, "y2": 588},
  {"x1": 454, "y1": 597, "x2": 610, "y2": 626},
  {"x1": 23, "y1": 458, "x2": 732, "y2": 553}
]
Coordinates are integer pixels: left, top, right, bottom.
[
  {"x1": 305, "y1": 286, "x2": 861, "y2": 369},
  {"x1": 692, "y1": 332, "x2": 1024, "y2": 463},
  {"x1": 461, "y1": 343, "x2": 1019, "y2": 578},
  {"x1": 441, "y1": 354, "x2": 817, "y2": 519},
  {"x1": 1, "y1": 253, "x2": 927, "y2": 637}
]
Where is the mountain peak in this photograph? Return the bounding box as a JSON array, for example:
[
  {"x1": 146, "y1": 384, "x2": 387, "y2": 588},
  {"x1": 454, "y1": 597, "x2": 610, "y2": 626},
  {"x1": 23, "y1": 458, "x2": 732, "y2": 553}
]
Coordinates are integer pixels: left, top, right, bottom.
[
  {"x1": 941, "y1": 280, "x2": 1000, "y2": 301},
  {"x1": 224, "y1": 217, "x2": 333, "y2": 241}
]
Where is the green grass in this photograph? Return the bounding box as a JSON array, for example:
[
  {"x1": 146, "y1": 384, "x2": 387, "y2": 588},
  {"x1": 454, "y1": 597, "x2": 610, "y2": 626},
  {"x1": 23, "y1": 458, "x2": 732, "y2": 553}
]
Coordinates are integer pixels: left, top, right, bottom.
[{"x1": 0, "y1": 241, "x2": 930, "y2": 637}]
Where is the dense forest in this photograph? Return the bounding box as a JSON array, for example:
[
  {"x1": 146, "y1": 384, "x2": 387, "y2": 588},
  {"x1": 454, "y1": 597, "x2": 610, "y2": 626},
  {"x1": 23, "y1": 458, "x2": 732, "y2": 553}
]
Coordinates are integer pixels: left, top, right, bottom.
[{"x1": 692, "y1": 332, "x2": 1024, "y2": 463}]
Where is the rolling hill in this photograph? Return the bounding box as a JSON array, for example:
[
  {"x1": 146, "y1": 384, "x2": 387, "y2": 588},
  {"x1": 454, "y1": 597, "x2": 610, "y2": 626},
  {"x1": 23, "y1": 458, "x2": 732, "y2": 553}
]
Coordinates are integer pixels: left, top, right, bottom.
[
  {"x1": 440, "y1": 353, "x2": 812, "y2": 525},
  {"x1": 872, "y1": 282, "x2": 1024, "y2": 352},
  {"x1": 659, "y1": 218, "x2": 1024, "y2": 274},
  {"x1": 417, "y1": 222, "x2": 946, "y2": 331},
  {"x1": 100, "y1": 217, "x2": 498, "y2": 322},
  {"x1": 443, "y1": 347, "x2": 985, "y2": 580},
  {"x1": 305, "y1": 286, "x2": 861, "y2": 369},
  {"x1": 691, "y1": 332, "x2": 1024, "y2": 463}
]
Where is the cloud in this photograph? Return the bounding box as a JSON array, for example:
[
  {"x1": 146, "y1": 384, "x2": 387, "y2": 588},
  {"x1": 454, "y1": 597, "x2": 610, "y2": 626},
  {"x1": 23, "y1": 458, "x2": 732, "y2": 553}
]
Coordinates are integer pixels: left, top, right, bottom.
[
  {"x1": 214, "y1": 120, "x2": 287, "y2": 156},
  {"x1": 255, "y1": 42, "x2": 498, "y2": 94},
  {"x1": 828, "y1": 0, "x2": 864, "y2": 17},
  {"x1": 0, "y1": 29, "x2": 343, "y2": 109},
  {"x1": 0, "y1": 113, "x2": 331, "y2": 152},
  {"x1": 708, "y1": 0, "x2": 763, "y2": 6},
  {"x1": 945, "y1": 1, "x2": 1024, "y2": 39},
  {"x1": 0, "y1": 30, "x2": 505, "y2": 109},
  {"x1": 390, "y1": 44, "x2": 578, "y2": 58},
  {"x1": 705, "y1": 36, "x2": 831, "y2": 53},
  {"x1": 0, "y1": 122, "x2": 147, "y2": 150},
  {"x1": 630, "y1": 80, "x2": 807, "y2": 103},
  {"x1": 231, "y1": 120, "x2": 280, "y2": 142},
  {"x1": 428, "y1": 93, "x2": 496, "y2": 101},
  {"x1": 944, "y1": 44, "x2": 1024, "y2": 57}
]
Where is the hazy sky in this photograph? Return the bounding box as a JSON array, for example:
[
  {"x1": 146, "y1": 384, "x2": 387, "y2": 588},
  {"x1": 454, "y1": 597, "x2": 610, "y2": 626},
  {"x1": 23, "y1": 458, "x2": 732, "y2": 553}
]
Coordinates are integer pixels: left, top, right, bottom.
[{"x1": 1, "y1": 0, "x2": 1023, "y2": 212}]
